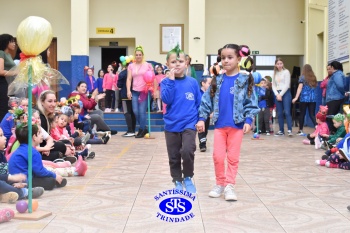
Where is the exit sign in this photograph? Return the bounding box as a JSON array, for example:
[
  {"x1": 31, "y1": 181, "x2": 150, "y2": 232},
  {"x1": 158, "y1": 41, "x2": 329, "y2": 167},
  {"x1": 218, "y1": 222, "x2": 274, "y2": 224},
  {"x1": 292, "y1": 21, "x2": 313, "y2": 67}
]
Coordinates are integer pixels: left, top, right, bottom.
[{"x1": 252, "y1": 51, "x2": 259, "y2": 55}]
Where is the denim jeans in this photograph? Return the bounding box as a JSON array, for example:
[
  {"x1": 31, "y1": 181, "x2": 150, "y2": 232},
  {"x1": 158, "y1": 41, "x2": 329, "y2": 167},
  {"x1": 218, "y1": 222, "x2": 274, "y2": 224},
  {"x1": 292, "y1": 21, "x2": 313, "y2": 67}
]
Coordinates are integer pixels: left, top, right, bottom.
[
  {"x1": 0, "y1": 180, "x2": 24, "y2": 199},
  {"x1": 132, "y1": 91, "x2": 148, "y2": 130},
  {"x1": 275, "y1": 89, "x2": 292, "y2": 132}
]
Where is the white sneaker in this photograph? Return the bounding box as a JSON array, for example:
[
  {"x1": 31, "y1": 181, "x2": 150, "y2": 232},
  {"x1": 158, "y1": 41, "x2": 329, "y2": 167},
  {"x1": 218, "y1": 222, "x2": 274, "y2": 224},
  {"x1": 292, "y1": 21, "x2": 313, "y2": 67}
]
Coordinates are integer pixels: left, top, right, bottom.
[
  {"x1": 224, "y1": 184, "x2": 237, "y2": 201},
  {"x1": 266, "y1": 132, "x2": 270, "y2": 136},
  {"x1": 287, "y1": 130, "x2": 293, "y2": 136},
  {"x1": 208, "y1": 185, "x2": 225, "y2": 198},
  {"x1": 315, "y1": 135, "x2": 322, "y2": 149},
  {"x1": 296, "y1": 130, "x2": 304, "y2": 136}
]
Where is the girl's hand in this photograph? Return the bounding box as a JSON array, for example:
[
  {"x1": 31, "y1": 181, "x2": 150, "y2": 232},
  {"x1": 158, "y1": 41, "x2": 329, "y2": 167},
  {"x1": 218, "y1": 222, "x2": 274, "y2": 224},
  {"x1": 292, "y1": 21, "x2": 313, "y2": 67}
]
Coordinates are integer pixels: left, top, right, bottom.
[
  {"x1": 127, "y1": 91, "x2": 132, "y2": 100},
  {"x1": 243, "y1": 123, "x2": 251, "y2": 134},
  {"x1": 276, "y1": 94, "x2": 282, "y2": 101},
  {"x1": 292, "y1": 98, "x2": 297, "y2": 104},
  {"x1": 97, "y1": 93, "x2": 105, "y2": 100},
  {"x1": 196, "y1": 121, "x2": 205, "y2": 133},
  {"x1": 42, "y1": 151, "x2": 50, "y2": 156},
  {"x1": 322, "y1": 134, "x2": 329, "y2": 138}
]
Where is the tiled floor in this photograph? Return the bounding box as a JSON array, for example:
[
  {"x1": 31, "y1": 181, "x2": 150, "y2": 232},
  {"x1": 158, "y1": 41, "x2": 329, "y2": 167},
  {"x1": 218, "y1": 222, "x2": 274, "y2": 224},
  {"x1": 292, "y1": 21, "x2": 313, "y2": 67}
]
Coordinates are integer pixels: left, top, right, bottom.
[{"x1": 1, "y1": 126, "x2": 350, "y2": 233}]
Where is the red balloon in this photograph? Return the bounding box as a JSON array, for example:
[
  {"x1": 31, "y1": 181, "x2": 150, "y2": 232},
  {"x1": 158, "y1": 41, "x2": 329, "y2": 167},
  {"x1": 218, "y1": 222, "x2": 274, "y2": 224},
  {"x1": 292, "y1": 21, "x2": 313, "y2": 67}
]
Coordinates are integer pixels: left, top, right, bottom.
[{"x1": 143, "y1": 71, "x2": 155, "y2": 84}]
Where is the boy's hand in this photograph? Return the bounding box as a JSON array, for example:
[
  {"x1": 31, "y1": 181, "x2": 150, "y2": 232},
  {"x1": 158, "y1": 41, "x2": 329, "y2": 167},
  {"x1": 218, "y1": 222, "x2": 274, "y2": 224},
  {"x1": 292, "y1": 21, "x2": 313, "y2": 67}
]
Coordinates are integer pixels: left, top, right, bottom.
[
  {"x1": 243, "y1": 123, "x2": 251, "y2": 134},
  {"x1": 56, "y1": 174, "x2": 63, "y2": 184},
  {"x1": 196, "y1": 121, "x2": 205, "y2": 133},
  {"x1": 168, "y1": 69, "x2": 175, "y2": 80}
]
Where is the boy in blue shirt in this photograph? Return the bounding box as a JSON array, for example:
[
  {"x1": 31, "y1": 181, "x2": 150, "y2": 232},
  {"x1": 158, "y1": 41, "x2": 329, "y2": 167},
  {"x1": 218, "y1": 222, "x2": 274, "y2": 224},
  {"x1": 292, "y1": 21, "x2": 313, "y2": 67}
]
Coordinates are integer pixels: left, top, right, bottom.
[
  {"x1": 161, "y1": 45, "x2": 201, "y2": 193},
  {"x1": 8, "y1": 123, "x2": 67, "y2": 190}
]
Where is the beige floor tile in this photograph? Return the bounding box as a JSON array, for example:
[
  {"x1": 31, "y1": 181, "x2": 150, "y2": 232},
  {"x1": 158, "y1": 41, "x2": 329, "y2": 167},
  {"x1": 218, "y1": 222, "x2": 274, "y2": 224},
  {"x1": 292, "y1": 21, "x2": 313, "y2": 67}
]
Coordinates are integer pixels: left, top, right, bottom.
[{"x1": 1, "y1": 127, "x2": 350, "y2": 232}]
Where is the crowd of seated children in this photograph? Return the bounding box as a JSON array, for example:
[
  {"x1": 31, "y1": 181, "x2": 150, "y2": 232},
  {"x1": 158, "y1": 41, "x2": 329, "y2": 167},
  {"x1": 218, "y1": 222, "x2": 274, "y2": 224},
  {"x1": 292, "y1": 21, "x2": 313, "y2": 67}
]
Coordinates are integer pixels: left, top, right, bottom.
[
  {"x1": 0, "y1": 97, "x2": 28, "y2": 147},
  {"x1": 70, "y1": 103, "x2": 110, "y2": 144}
]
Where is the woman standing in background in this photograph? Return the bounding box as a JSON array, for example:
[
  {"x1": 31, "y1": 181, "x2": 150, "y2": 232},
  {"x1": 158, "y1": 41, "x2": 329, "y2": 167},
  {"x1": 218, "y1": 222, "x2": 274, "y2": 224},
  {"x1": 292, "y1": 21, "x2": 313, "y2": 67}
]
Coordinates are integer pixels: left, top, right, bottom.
[
  {"x1": 126, "y1": 45, "x2": 153, "y2": 138},
  {"x1": 272, "y1": 58, "x2": 293, "y2": 136},
  {"x1": 0, "y1": 34, "x2": 17, "y2": 121}
]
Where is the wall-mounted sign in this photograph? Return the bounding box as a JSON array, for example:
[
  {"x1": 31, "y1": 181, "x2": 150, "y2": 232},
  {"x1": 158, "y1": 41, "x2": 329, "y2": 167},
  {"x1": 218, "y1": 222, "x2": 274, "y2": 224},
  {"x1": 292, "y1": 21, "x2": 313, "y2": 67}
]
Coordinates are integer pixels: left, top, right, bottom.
[
  {"x1": 96, "y1": 28, "x2": 115, "y2": 34},
  {"x1": 328, "y1": 0, "x2": 349, "y2": 63}
]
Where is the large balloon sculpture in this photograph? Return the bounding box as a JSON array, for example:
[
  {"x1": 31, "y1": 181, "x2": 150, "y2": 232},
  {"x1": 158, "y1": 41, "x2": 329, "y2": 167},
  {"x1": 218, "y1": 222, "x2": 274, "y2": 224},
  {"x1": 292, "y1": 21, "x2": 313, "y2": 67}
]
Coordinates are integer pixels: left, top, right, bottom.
[{"x1": 10, "y1": 16, "x2": 69, "y2": 213}]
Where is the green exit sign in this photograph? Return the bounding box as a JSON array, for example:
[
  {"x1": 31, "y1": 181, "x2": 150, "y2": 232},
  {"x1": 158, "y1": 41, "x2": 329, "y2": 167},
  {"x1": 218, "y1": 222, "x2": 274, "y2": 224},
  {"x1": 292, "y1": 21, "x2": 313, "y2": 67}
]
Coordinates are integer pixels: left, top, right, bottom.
[{"x1": 252, "y1": 51, "x2": 259, "y2": 55}]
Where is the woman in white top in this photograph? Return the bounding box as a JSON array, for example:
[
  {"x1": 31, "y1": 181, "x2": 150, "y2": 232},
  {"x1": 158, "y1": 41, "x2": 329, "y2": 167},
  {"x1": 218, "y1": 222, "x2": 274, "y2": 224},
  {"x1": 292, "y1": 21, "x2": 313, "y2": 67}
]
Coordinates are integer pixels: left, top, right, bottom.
[{"x1": 272, "y1": 58, "x2": 293, "y2": 136}]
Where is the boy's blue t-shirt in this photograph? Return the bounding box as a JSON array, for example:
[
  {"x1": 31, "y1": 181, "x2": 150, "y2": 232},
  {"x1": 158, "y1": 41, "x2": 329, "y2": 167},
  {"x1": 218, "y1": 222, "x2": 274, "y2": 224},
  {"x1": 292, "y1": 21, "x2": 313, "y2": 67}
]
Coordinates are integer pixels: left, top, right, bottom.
[
  {"x1": 215, "y1": 73, "x2": 244, "y2": 129},
  {"x1": 8, "y1": 144, "x2": 56, "y2": 180},
  {"x1": 161, "y1": 76, "x2": 201, "y2": 132}
]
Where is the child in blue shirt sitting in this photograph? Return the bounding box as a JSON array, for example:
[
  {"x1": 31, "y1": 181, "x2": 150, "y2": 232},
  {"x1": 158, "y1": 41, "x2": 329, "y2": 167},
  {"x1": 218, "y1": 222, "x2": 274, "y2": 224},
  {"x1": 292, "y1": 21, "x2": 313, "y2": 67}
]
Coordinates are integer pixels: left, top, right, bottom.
[{"x1": 8, "y1": 123, "x2": 67, "y2": 190}]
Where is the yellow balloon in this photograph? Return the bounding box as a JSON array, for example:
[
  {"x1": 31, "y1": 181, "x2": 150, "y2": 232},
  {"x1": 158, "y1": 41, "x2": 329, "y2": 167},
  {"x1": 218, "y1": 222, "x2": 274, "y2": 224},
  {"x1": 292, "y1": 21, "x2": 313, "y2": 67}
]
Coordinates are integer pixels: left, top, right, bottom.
[
  {"x1": 16, "y1": 16, "x2": 53, "y2": 55},
  {"x1": 240, "y1": 57, "x2": 252, "y2": 70}
]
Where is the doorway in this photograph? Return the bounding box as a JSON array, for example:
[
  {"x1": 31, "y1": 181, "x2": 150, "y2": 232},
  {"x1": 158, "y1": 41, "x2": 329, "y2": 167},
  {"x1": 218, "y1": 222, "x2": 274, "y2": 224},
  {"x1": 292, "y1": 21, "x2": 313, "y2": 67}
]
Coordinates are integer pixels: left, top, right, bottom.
[{"x1": 101, "y1": 47, "x2": 127, "y2": 73}]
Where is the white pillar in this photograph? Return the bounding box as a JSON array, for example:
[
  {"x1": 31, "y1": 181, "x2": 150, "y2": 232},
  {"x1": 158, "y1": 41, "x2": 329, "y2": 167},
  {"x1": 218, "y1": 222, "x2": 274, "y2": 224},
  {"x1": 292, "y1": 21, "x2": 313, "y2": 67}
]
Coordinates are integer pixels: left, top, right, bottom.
[{"x1": 188, "y1": 0, "x2": 205, "y2": 65}]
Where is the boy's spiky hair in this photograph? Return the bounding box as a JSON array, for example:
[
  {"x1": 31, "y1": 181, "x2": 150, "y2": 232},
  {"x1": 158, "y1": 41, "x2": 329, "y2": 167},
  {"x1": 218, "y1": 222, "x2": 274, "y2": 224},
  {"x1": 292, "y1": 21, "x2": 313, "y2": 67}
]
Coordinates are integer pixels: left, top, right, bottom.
[{"x1": 166, "y1": 44, "x2": 185, "y2": 60}]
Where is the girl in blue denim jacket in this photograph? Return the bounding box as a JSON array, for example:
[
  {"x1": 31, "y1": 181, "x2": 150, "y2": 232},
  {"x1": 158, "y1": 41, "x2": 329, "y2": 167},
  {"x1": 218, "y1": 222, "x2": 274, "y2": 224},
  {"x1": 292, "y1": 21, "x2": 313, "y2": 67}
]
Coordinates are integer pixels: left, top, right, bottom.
[{"x1": 196, "y1": 44, "x2": 259, "y2": 201}]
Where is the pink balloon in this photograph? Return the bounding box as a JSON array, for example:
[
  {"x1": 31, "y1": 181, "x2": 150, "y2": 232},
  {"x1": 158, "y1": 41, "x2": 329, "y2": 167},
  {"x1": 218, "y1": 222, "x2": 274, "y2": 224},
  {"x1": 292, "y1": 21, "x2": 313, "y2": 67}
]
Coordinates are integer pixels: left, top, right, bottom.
[{"x1": 143, "y1": 71, "x2": 155, "y2": 84}]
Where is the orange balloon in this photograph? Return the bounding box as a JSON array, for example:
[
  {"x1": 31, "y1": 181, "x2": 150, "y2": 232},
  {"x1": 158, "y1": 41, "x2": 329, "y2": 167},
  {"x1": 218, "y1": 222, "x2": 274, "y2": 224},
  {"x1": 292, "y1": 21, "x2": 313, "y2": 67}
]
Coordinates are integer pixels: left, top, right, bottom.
[{"x1": 27, "y1": 199, "x2": 39, "y2": 211}]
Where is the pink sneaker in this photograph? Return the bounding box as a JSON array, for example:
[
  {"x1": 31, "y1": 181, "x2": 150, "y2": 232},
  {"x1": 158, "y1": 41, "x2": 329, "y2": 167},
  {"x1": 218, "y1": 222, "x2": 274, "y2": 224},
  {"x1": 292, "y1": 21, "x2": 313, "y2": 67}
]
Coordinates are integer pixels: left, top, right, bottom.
[
  {"x1": 303, "y1": 139, "x2": 310, "y2": 145},
  {"x1": 315, "y1": 160, "x2": 327, "y2": 166},
  {"x1": 0, "y1": 208, "x2": 14, "y2": 223},
  {"x1": 75, "y1": 155, "x2": 88, "y2": 176},
  {"x1": 325, "y1": 161, "x2": 338, "y2": 168}
]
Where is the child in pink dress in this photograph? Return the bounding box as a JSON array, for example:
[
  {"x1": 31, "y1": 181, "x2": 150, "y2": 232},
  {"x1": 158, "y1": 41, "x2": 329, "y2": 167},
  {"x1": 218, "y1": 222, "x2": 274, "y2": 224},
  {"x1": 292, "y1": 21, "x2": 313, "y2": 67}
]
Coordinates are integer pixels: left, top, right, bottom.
[
  {"x1": 153, "y1": 65, "x2": 165, "y2": 112},
  {"x1": 303, "y1": 106, "x2": 329, "y2": 148},
  {"x1": 103, "y1": 65, "x2": 116, "y2": 112}
]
